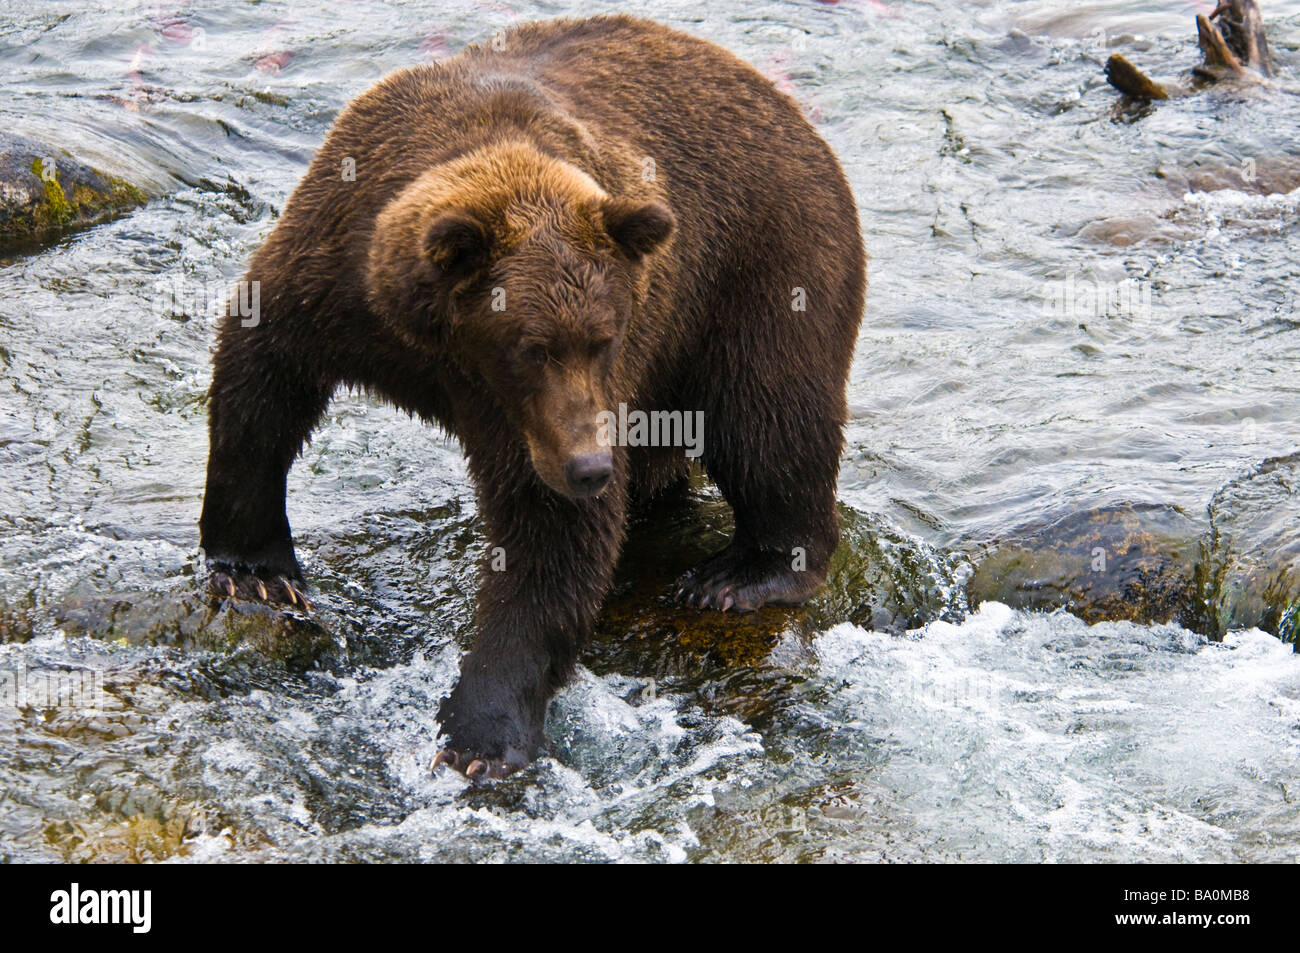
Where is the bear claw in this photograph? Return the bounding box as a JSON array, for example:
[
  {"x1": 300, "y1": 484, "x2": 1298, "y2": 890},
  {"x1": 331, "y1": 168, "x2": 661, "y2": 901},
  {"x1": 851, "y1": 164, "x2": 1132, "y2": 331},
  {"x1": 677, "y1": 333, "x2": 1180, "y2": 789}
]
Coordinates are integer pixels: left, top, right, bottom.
[
  {"x1": 674, "y1": 546, "x2": 823, "y2": 613},
  {"x1": 208, "y1": 568, "x2": 313, "y2": 613},
  {"x1": 431, "y1": 748, "x2": 519, "y2": 782}
]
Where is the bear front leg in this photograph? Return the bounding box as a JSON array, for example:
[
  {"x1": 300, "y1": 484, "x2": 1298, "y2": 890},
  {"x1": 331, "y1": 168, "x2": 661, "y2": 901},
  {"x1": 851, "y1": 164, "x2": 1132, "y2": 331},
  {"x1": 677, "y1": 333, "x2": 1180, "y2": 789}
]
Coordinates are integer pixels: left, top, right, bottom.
[
  {"x1": 434, "y1": 463, "x2": 626, "y2": 780},
  {"x1": 199, "y1": 312, "x2": 334, "y2": 610}
]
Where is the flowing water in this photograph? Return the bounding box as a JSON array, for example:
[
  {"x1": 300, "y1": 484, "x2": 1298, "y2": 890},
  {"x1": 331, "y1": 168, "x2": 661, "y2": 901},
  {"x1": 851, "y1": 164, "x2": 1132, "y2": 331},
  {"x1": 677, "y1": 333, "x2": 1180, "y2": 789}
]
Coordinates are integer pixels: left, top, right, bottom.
[{"x1": 1, "y1": 0, "x2": 1299, "y2": 862}]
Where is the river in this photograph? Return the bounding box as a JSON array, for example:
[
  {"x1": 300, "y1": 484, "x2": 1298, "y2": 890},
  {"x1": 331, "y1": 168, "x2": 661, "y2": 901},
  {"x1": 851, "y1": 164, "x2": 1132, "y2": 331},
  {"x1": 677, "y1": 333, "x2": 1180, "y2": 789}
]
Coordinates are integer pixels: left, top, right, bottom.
[{"x1": 1, "y1": 0, "x2": 1298, "y2": 862}]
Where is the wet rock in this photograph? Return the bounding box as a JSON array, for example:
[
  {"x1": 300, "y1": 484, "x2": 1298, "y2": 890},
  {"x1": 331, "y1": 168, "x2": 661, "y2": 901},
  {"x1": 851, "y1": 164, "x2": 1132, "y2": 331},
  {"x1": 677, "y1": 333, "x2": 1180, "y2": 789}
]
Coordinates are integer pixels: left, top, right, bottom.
[
  {"x1": 810, "y1": 507, "x2": 971, "y2": 633},
  {"x1": 1075, "y1": 213, "x2": 1199, "y2": 247},
  {"x1": 969, "y1": 486, "x2": 1300, "y2": 649},
  {"x1": 1157, "y1": 157, "x2": 1300, "y2": 197},
  {"x1": 38, "y1": 487, "x2": 969, "y2": 732},
  {"x1": 1082, "y1": 156, "x2": 1300, "y2": 248},
  {"x1": 0, "y1": 595, "x2": 37, "y2": 644},
  {"x1": 967, "y1": 503, "x2": 1203, "y2": 626},
  {"x1": 52, "y1": 590, "x2": 339, "y2": 671},
  {"x1": 588, "y1": 491, "x2": 969, "y2": 722},
  {"x1": 0, "y1": 132, "x2": 147, "y2": 252},
  {"x1": 1188, "y1": 454, "x2": 1300, "y2": 646}
]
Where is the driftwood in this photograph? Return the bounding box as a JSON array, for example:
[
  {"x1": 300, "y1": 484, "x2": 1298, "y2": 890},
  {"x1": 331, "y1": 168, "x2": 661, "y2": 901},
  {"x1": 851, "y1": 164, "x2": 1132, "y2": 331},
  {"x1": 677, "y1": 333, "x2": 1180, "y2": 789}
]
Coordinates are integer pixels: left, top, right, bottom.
[
  {"x1": 1105, "y1": 0, "x2": 1273, "y2": 100},
  {"x1": 1197, "y1": 0, "x2": 1274, "y2": 78},
  {"x1": 1105, "y1": 55, "x2": 1168, "y2": 99}
]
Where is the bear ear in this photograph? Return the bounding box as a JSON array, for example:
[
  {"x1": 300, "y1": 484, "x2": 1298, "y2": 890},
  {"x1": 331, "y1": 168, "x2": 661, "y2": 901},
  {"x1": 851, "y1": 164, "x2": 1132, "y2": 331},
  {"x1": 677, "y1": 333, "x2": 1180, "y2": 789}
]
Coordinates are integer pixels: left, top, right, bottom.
[
  {"x1": 602, "y1": 199, "x2": 675, "y2": 260},
  {"x1": 423, "y1": 212, "x2": 491, "y2": 279}
]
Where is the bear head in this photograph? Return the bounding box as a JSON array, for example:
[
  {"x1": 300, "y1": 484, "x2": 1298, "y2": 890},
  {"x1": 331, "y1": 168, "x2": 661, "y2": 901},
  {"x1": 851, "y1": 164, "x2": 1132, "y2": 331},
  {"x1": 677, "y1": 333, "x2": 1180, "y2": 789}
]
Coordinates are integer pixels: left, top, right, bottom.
[{"x1": 367, "y1": 141, "x2": 675, "y2": 500}]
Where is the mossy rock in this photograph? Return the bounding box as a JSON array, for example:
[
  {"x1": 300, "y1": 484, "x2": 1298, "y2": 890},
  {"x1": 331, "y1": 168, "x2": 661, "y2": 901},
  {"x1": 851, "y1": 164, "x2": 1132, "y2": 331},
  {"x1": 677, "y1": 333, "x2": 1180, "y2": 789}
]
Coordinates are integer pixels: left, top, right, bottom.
[
  {"x1": 968, "y1": 491, "x2": 1300, "y2": 648},
  {"x1": 588, "y1": 491, "x2": 969, "y2": 705},
  {"x1": 0, "y1": 132, "x2": 147, "y2": 251}
]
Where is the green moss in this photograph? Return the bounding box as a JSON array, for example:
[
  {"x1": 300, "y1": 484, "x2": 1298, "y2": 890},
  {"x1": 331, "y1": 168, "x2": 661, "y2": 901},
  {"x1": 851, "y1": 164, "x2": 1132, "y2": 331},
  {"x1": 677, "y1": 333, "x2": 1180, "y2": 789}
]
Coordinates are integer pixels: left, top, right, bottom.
[
  {"x1": 30, "y1": 157, "x2": 74, "y2": 230},
  {"x1": 13, "y1": 157, "x2": 147, "y2": 247},
  {"x1": 44, "y1": 812, "x2": 194, "y2": 863},
  {"x1": 103, "y1": 171, "x2": 148, "y2": 208}
]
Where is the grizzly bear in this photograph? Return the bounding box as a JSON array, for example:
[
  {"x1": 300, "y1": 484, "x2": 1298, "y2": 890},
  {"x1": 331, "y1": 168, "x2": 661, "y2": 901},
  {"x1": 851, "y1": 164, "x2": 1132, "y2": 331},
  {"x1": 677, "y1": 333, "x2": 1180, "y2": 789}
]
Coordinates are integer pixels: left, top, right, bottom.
[{"x1": 199, "y1": 15, "x2": 866, "y2": 779}]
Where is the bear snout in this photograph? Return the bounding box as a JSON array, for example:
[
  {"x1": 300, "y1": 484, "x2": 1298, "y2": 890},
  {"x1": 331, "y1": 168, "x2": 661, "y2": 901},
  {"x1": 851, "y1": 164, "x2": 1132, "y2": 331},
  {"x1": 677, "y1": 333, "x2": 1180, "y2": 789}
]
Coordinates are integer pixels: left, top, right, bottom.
[{"x1": 563, "y1": 450, "x2": 613, "y2": 497}]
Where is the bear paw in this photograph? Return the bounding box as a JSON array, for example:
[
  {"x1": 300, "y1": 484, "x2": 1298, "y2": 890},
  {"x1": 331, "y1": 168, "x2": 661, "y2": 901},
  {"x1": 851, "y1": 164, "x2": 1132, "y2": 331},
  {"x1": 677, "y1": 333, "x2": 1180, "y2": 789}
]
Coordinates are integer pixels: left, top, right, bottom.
[
  {"x1": 430, "y1": 747, "x2": 526, "y2": 782},
  {"x1": 433, "y1": 683, "x2": 541, "y2": 783},
  {"x1": 673, "y1": 544, "x2": 823, "y2": 613},
  {"x1": 208, "y1": 567, "x2": 313, "y2": 613}
]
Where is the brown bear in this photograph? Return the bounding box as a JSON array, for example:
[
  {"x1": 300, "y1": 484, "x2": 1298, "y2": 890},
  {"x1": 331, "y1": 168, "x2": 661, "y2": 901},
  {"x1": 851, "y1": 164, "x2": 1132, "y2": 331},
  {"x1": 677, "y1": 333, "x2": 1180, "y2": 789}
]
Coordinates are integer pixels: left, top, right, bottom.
[{"x1": 199, "y1": 15, "x2": 866, "y2": 779}]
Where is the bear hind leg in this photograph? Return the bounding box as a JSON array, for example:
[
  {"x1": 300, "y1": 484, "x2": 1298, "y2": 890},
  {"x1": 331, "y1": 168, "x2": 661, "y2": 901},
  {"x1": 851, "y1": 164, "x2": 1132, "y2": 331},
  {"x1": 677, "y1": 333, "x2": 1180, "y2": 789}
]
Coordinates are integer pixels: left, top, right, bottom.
[{"x1": 674, "y1": 363, "x2": 846, "y2": 612}]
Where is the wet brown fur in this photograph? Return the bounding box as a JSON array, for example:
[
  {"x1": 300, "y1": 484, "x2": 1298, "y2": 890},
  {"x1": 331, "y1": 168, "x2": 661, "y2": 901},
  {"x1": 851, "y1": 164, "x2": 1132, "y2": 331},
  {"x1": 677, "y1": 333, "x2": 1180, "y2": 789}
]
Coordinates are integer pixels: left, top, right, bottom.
[{"x1": 199, "y1": 15, "x2": 866, "y2": 774}]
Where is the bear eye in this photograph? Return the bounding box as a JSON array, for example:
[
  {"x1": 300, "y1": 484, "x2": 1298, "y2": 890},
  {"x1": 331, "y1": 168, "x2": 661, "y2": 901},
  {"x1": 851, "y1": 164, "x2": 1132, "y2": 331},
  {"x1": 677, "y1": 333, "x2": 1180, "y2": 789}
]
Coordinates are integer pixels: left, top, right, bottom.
[
  {"x1": 521, "y1": 345, "x2": 548, "y2": 367},
  {"x1": 590, "y1": 337, "x2": 614, "y2": 359}
]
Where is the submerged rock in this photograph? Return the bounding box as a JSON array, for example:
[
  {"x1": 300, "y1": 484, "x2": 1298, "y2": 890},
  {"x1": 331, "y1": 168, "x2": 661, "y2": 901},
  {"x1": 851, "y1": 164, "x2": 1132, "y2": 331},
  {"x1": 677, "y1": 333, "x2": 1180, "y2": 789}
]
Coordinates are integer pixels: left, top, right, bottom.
[
  {"x1": 589, "y1": 492, "x2": 969, "y2": 724},
  {"x1": 967, "y1": 503, "x2": 1202, "y2": 627},
  {"x1": 31, "y1": 460, "x2": 1298, "y2": 702},
  {"x1": 42, "y1": 812, "x2": 197, "y2": 864},
  {"x1": 0, "y1": 595, "x2": 37, "y2": 644},
  {"x1": 968, "y1": 483, "x2": 1300, "y2": 649},
  {"x1": 0, "y1": 132, "x2": 147, "y2": 251},
  {"x1": 1156, "y1": 156, "x2": 1300, "y2": 198},
  {"x1": 52, "y1": 590, "x2": 338, "y2": 672}
]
